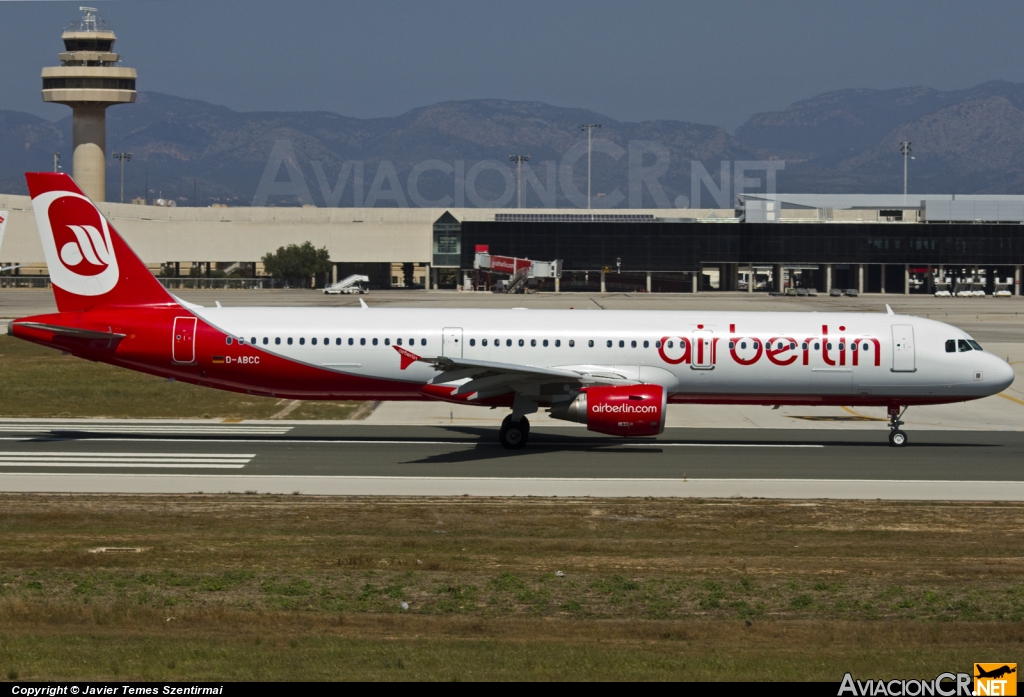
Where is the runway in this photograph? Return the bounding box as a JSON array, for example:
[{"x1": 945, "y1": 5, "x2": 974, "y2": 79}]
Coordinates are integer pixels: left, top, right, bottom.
[{"x1": 1, "y1": 421, "x2": 1023, "y2": 499}]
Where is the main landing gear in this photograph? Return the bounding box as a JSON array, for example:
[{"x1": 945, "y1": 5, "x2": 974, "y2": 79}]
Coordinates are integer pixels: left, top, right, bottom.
[
  {"x1": 499, "y1": 414, "x2": 530, "y2": 450},
  {"x1": 887, "y1": 405, "x2": 908, "y2": 447}
]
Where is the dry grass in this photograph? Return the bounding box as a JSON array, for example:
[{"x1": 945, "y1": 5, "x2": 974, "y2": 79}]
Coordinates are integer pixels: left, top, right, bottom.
[
  {"x1": 0, "y1": 495, "x2": 1022, "y2": 680},
  {"x1": 0, "y1": 335, "x2": 366, "y2": 419}
]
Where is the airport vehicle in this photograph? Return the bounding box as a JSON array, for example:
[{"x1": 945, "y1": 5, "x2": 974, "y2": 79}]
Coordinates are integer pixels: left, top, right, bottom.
[
  {"x1": 6, "y1": 174, "x2": 1015, "y2": 448},
  {"x1": 323, "y1": 274, "x2": 369, "y2": 295},
  {"x1": 995, "y1": 290, "x2": 1013, "y2": 297},
  {"x1": 934, "y1": 290, "x2": 952, "y2": 297}
]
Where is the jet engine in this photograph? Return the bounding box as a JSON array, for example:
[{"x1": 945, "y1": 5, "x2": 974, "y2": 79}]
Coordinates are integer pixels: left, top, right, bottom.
[{"x1": 549, "y1": 384, "x2": 666, "y2": 437}]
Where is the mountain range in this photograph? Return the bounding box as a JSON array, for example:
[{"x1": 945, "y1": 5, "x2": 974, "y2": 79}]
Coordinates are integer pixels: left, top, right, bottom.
[{"x1": 4, "y1": 80, "x2": 1024, "y2": 207}]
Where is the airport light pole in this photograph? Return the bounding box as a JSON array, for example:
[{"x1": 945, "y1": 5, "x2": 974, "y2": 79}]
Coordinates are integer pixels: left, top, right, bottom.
[
  {"x1": 900, "y1": 141, "x2": 911, "y2": 202},
  {"x1": 581, "y1": 124, "x2": 601, "y2": 209},
  {"x1": 509, "y1": 155, "x2": 530, "y2": 208},
  {"x1": 112, "y1": 152, "x2": 132, "y2": 203},
  {"x1": 52, "y1": 152, "x2": 61, "y2": 173}
]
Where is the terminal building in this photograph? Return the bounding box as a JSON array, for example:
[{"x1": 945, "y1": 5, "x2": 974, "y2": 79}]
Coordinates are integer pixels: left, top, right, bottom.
[{"x1": 1, "y1": 193, "x2": 1022, "y2": 295}]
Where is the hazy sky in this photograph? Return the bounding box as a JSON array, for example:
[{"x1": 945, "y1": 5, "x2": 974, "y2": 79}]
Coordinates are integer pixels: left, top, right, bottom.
[{"x1": 3, "y1": 0, "x2": 1024, "y2": 130}]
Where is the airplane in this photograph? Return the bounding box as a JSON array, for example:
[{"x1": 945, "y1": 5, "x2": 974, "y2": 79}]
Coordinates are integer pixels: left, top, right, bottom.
[
  {"x1": 5, "y1": 172, "x2": 1016, "y2": 449},
  {"x1": 975, "y1": 665, "x2": 1016, "y2": 680},
  {"x1": 0, "y1": 210, "x2": 23, "y2": 273}
]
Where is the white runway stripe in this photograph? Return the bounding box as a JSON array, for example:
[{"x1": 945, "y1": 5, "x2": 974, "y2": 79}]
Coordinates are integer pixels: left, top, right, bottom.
[
  {"x1": 0, "y1": 425, "x2": 291, "y2": 434},
  {"x1": 0, "y1": 452, "x2": 254, "y2": 469}
]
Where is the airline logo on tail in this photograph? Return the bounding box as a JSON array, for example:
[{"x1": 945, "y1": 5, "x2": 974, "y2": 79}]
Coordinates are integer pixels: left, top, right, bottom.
[{"x1": 32, "y1": 190, "x2": 119, "y2": 296}]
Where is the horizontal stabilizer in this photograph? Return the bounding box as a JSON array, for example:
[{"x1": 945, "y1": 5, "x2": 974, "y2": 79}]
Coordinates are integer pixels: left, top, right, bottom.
[{"x1": 12, "y1": 321, "x2": 127, "y2": 340}]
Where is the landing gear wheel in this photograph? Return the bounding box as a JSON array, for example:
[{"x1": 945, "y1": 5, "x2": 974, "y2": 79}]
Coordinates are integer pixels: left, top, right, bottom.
[
  {"x1": 888, "y1": 430, "x2": 908, "y2": 447},
  {"x1": 886, "y1": 405, "x2": 908, "y2": 447},
  {"x1": 499, "y1": 415, "x2": 529, "y2": 450}
]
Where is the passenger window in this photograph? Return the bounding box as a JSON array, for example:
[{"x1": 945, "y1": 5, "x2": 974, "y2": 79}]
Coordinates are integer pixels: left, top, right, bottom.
[
  {"x1": 409, "y1": 339, "x2": 414, "y2": 346},
  {"x1": 655, "y1": 341, "x2": 661, "y2": 349},
  {"x1": 275, "y1": 338, "x2": 281, "y2": 345},
  {"x1": 588, "y1": 340, "x2": 594, "y2": 347},
  {"x1": 801, "y1": 342, "x2": 807, "y2": 350},
  {"x1": 668, "y1": 341, "x2": 673, "y2": 348},
  {"x1": 753, "y1": 342, "x2": 759, "y2": 350},
  {"x1": 336, "y1": 338, "x2": 341, "y2": 346},
  {"x1": 482, "y1": 339, "x2": 488, "y2": 347},
  {"x1": 958, "y1": 339, "x2": 972, "y2": 352},
  {"x1": 851, "y1": 343, "x2": 858, "y2": 351},
  {"x1": 826, "y1": 343, "x2": 832, "y2": 350},
  {"x1": 226, "y1": 337, "x2": 233, "y2": 345},
  {"x1": 397, "y1": 338, "x2": 402, "y2": 346},
  {"x1": 838, "y1": 343, "x2": 845, "y2": 351},
  {"x1": 347, "y1": 338, "x2": 353, "y2": 345},
  {"x1": 555, "y1": 340, "x2": 561, "y2": 347},
  {"x1": 790, "y1": 342, "x2": 796, "y2": 350},
  {"x1": 607, "y1": 340, "x2": 612, "y2": 348},
  {"x1": 373, "y1": 338, "x2": 379, "y2": 346},
  {"x1": 263, "y1": 338, "x2": 269, "y2": 345},
  {"x1": 384, "y1": 338, "x2": 390, "y2": 346},
  {"x1": 814, "y1": 343, "x2": 820, "y2": 350},
  {"x1": 569, "y1": 340, "x2": 575, "y2": 347},
  {"x1": 530, "y1": 339, "x2": 536, "y2": 347},
  {"x1": 862, "y1": 343, "x2": 869, "y2": 351},
  {"x1": 287, "y1": 338, "x2": 293, "y2": 345},
  {"x1": 421, "y1": 339, "x2": 426, "y2": 346},
  {"x1": 945, "y1": 340, "x2": 956, "y2": 353},
  {"x1": 299, "y1": 338, "x2": 305, "y2": 345},
  {"x1": 619, "y1": 340, "x2": 625, "y2": 348},
  {"x1": 543, "y1": 339, "x2": 549, "y2": 347},
  {"x1": 519, "y1": 339, "x2": 524, "y2": 347},
  {"x1": 324, "y1": 338, "x2": 329, "y2": 345},
  {"x1": 360, "y1": 338, "x2": 366, "y2": 346},
  {"x1": 469, "y1": 339, "x2": 476, "y2": 346},
  {"x1": 643, "y1": 340, "x2": 648, "y2": 348},
  {"x1": 311, "y1": 338, "x2": 316, "y2": 345},
  {"x1": 740, "y1": 342, "x2": 747, "y2": 349},
  {"x1": 506, "y1": 339, "x2": 512, "y2": 347},
  {"x1": 729, "y1": 341, "x2": 735, "y2": 349}
]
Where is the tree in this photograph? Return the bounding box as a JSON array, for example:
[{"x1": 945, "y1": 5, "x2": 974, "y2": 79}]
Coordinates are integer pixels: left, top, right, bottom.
[{"x1": 261, "y1": 242, "x2": 332, "y2": 287}]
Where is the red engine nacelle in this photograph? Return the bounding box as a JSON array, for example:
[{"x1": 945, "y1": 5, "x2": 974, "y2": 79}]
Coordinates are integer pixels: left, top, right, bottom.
[{"x1": 549, "y1": 384, "x2": 666, "y2": 437}]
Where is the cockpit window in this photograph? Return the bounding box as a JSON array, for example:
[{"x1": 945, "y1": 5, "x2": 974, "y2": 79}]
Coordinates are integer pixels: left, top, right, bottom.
[
  {"x1": 967, "y1": 340, "x2": 983, "y2": 351},
  {"x1": 958, "y1": 339, "x2": 972, "y2": 352},
  {"x1": 945, "y1": 340, "x2": 956, "y2": 353}
]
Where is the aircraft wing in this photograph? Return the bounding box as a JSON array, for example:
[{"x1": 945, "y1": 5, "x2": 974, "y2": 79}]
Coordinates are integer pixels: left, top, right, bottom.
[{"x1": 419, "y1": 355, "x2": 636, "y2": 400}]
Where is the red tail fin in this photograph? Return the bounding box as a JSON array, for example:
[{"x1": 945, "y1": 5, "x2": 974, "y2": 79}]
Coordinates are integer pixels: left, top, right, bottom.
[{"x1": 26, "y1": 172, "x2": 175, "y2": 312}]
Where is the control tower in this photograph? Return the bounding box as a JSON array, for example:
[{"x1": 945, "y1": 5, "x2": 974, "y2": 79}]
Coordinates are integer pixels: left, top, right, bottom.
[{"x1": 41, "y1": 7, "x2": 136, "y2": 202}]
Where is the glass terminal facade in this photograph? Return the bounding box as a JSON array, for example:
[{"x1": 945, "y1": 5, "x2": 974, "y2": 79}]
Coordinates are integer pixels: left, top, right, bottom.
[{"x1": 459, "y1": 221, "x2": 1024, "y2": 271}]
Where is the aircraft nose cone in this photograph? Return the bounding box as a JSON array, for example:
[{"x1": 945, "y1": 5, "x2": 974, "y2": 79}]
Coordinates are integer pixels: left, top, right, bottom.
[{"x1": 991, "y1": 355, "x2": 1015, "y2": 392}]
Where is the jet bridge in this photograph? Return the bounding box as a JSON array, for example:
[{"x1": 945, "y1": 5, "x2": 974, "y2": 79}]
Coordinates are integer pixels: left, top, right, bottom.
[{"x1": 473, "y1": 248, "x2": 562, "y2": 293}]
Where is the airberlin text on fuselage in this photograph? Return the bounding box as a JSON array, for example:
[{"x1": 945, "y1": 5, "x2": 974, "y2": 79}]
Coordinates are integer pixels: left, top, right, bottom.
[{"x1": 657, "y1": 324, "x2": 882, "y2": 368}]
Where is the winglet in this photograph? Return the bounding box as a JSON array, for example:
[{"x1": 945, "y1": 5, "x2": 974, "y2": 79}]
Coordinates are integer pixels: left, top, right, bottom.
[
  {"x1": 393, "y1": 345, "x2": 420, "y2": 370},
  {"x1": 359, "y1": 298, "x2": 368, "y2": 309},
  {"x1": 886, "y1": 304, "x2": 894, "y2": 315}
]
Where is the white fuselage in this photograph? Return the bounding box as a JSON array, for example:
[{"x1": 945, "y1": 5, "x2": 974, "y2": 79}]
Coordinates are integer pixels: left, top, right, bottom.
[{"x1": 195, "y1": 306, "x2": 1014, "y2": 404}]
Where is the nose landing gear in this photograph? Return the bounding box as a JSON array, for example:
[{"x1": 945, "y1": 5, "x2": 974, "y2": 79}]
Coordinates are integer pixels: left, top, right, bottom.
[{"x1": 887, "y1": 405, "x2": 908, "y2": 447}]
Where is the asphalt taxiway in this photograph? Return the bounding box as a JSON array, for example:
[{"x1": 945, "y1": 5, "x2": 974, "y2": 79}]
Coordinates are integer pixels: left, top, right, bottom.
[{"x1": 1, "y1": 421, "x2": 1022, "y2": 499}]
